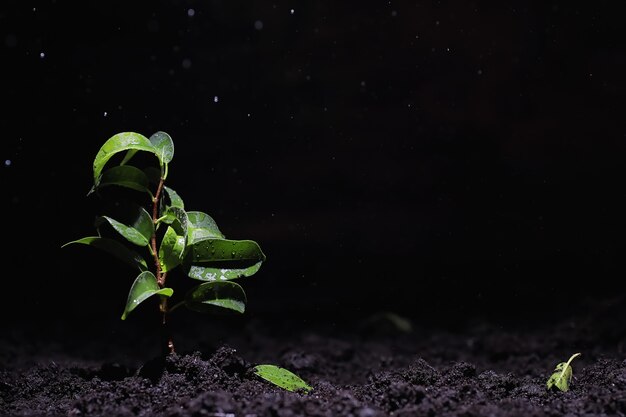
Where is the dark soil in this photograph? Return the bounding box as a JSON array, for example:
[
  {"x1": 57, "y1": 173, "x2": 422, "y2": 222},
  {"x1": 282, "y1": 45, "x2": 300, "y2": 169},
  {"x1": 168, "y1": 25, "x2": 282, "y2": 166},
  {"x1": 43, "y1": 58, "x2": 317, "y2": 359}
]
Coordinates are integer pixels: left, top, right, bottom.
[{"x1": 2, "y1": 297, "x2": 626, "y2": 417}]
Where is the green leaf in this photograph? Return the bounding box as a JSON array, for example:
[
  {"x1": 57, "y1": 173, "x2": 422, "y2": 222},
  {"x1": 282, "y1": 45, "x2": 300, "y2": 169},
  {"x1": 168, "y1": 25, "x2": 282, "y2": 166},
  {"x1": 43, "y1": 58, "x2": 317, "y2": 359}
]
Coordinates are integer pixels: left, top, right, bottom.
[
  {"x1": 121, "y1": 271, "x2": 173, "y2": 320},
  {"x1": 185, "y1": 281, "x2": 246, "y2": 314},
  {"x1": 96, "y1": 205, "x2": 154, "y2": 247},
  {"x1": 159, "y1": 226, "x2": 185, "y2": 272},
  {"x1": 149, "y1": 131, "x2": 174, "y2": 164},
  {"x1": 120, "y1": 149, "x2": 140, "y2": 166},
  {"x1": 93, "y1": 132, "x2": 156, "y2": 187},
  {"x1": 90, "y1": 165, "x2": 150, "y2": 195},
  {"x1": 185, "y1": 263, "x2": 263, "y2": 282},
  {"x1": 184, "y1": 239, "x2": 265, "y2": 281},
  {"x1": 187, "y1": 211, "x2": 224, "y2": 243},
  {"x1": 62, "y1": 237, "x2": 148, "y2": 271},
  {"x1": 162, "y1": 206, "x2": 189, "y2": 241},
  {"x1": 364, "y1": 311, "x2": 413, "y2": 333},
  {"x1": 164, "y1": 186, "x2": 184, "y2": 209},
  {"x1": 547, "y1": 353, "x2": 581, "y2": 392},
  {"x1": 132, "y1": 207, "x2": 155, "y2": 238},
  {"x1": 159, "y1": 190, "x2": 184, "y2": 230},
  {"x1": 97, "y1": 216, "x2": 149, "y2": 246},
  {"x1": 188, "y1": 239, "x2": 265, "y2": 263},
  {"x1": 253, "y1": 365, "x2": 312, "y2": 393}
]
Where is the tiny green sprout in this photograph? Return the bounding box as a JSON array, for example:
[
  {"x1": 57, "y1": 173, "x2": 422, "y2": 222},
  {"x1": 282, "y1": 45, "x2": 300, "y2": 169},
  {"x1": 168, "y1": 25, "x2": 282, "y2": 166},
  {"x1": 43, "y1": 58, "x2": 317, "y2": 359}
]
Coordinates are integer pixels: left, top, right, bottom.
[
  {"x1": 364, "y1": 311, "x2": 413, "y2": 333},
  {"x1": 63, "y1": 132, "x2": 265, "y2": 354},
  {"x1": 546, "y1": 352, "x2": 581, "y2": 392},
  {"x1": 253, "y1": 364, "x2": 312, "y2": 393}
]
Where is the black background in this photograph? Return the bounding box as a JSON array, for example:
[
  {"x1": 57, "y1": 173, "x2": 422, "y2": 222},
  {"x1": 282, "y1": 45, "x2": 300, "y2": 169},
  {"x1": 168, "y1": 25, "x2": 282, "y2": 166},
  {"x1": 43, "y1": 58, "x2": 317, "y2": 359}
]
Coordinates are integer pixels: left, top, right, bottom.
[{"x1": 2, "y1": 1, "x2": 625, "y2": 329}]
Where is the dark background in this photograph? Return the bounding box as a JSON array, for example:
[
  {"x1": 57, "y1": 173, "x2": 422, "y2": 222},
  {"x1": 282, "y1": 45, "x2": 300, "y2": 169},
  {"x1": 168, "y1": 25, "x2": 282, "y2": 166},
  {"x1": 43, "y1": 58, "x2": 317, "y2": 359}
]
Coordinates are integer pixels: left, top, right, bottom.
[{"x1": 1, "y1": 1, "x2": 625, "y2": 329}]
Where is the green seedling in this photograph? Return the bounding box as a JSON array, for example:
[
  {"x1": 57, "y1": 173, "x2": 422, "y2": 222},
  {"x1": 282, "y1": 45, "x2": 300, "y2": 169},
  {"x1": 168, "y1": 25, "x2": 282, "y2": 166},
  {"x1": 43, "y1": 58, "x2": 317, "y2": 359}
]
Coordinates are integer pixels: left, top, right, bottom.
[
  {"x1": 63, "y1": 131, "x2": 265, "y2": 354},
  {"x1": 253, "y1": 364, "x2": 312, "y2": 393},
  {"x1": 364, "y1": 311, "x2": 413, "y2": 333},
  {"x1": 546, "y1": 352, "x2": 581, "y2": 392}
]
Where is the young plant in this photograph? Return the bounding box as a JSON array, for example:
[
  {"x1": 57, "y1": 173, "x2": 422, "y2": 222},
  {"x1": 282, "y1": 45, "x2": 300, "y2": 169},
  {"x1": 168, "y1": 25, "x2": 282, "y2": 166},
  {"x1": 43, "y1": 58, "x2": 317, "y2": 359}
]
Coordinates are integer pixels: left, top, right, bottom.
[
  {"x1": 546, "y1": 352, "x2": 581, "y2": 392},
  {"x1": 63, "y1": 132, "x2": 265, "y2": 354}
]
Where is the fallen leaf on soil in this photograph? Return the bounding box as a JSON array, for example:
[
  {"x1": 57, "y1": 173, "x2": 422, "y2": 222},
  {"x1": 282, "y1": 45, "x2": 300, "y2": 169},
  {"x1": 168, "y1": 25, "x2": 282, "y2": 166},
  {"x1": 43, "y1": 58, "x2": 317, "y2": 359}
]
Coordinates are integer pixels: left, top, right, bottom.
[{"x1": 253, "y1": 364, "x2": 312, "y2": 393}]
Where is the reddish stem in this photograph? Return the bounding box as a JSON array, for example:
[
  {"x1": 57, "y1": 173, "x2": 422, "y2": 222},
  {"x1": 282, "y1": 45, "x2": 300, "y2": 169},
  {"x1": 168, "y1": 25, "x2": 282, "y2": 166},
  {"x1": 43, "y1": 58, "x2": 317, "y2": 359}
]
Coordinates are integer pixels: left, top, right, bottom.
[{"x1": 152, "y1": 176, "x2": 175, "y2": 355}]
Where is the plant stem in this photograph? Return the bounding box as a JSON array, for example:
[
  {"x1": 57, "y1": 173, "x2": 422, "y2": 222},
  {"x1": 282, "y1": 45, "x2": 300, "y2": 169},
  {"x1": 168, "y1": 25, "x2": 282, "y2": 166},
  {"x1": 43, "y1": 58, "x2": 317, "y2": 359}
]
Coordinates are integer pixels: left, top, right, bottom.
[
  {"x1": 558, "y1": 352, "x2": 581, "y2": 381},
  {"x1": 152, "y1": 175, "x2": 175, "y2": 355},
  {"x1": 152, "y1": 178, "x2": 164, "y2": 282}
]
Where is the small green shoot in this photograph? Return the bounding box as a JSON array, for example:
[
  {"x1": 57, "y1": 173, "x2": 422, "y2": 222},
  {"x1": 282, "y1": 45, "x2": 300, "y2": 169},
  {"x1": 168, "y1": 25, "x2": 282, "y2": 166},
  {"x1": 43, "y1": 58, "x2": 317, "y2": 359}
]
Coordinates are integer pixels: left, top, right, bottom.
[
  {"x1": 253, "y1": 364, "x2": 312, "y2": 393},
  {"x1": 64, "y1": 131, "x2": 265, "y2": 355},
  {"x1": 364, "y1": 311, "x2": 413, "y2": 333},
  {"x1": 546, "y1": 352, "x2": 581, "y2": 392}
]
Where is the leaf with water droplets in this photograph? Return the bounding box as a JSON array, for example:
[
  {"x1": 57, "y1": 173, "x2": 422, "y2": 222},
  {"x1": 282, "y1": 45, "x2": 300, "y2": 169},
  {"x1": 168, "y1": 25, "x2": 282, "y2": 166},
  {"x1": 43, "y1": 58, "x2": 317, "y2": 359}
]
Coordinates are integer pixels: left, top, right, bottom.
[
  {"x1": 185, "y1": 263, "x2": 262, "y2": 282},
  {"x1": 187, "y1": 239, "x2": 264, "y2": 262},
  {"x1": 164, "y1": 186, "x2": 184, "y2": 209},
  {"x1": 547, "y1": 353, "x2": 581, "y2": 392},
  {"x1": 89, "y1": 165, "x2": 150, "y2": 195},
  {"x1": 183, "y1": 239, "x2": 265, "y2": 281},
  {"x1": 185, "y1": 281, "x2": 246, "y2": 314},
  {"x1": 149, "y1": 131, "x2": 174, "y2": 164},
  {"x1": 93, "y1": 132, "x2": 156, "y2": 188},
  {"x1": 96, "y1": 216, "x2": 149, "y2": 246},
  {"x1": 253, "y1": 365, "x2": 312, "y2": 393},
  {"x1": 159, "y1": 226, "x2": 185, "y2": 272},
  {"x1": 62, "y1": 236, "x2": 148, "y2": 271},
  {"x1": 122, "y1": 271, "x2": 173, "y2": 320},
  {"x1": 187, "y1": 211, "x2": 224, "y2": 243},
  {"x1": 161, "y1": 206, "x2": 188, "y2": 243},
  {"x1": 96, "y1": 205, "x2": 153, "y2": 247}
]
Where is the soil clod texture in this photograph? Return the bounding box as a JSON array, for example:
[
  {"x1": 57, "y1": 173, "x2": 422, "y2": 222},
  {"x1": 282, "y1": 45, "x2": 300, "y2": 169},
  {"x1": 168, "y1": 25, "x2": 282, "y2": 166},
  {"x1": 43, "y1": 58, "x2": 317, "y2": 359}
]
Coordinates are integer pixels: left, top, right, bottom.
[{"x1": 2, "y1": 307, "x2": 625, "y2": 417}]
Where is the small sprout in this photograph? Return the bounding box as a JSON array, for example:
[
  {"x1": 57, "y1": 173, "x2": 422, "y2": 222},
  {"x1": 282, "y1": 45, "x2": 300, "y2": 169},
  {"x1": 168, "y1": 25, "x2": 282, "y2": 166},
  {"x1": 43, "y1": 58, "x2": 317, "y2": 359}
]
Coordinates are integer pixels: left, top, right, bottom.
[
  {"x1": 383, "y1": 312, "x2": 413, "y2": 333},
  {"x1": 253, "y1": 364, "x2": 312, "y2": 393},
  {"x1": 546, "y1": 352, "x2": 581, "y2": 392},
  {"x1": 365, "y1": 311, "x2": 413, "y2": 333}
]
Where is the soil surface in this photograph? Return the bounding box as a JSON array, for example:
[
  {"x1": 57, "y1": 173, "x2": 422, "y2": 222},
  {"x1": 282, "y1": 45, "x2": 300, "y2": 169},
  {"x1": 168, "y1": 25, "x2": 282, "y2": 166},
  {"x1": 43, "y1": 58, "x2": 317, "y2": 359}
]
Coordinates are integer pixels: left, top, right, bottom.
[{"x1": 2, "y1": 297, "x2": 626, "y2": 417}]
